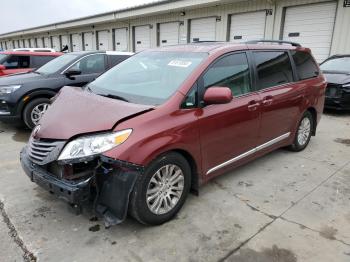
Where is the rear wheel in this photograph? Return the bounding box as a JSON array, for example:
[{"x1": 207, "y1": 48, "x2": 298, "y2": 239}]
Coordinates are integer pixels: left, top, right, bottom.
[
  {"x1": 23, "y1": 97, "x2": 50, "y2": 129},
  {"x1": 129, "y1": 152, "x2": 191, "y2": 225},
  {"x1": 289, "y1": 111, "x2": 314, "y2": 152}
]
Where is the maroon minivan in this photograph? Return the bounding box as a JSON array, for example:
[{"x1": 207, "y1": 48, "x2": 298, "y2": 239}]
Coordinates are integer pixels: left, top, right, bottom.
[{"x1": 20, "y1": 41, "x2": 326, "y2": 226}]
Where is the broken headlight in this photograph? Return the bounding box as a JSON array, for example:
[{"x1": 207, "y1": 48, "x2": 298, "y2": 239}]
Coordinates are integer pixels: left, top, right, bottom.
[{"x1": 58, "y1": 129, "x2": 132, "y2": 161}]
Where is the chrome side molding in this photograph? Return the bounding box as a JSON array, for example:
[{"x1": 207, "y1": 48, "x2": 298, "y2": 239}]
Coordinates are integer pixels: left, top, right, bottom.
[{"x1": 206, "y1": 132, "x2": 291, "y2": 175}]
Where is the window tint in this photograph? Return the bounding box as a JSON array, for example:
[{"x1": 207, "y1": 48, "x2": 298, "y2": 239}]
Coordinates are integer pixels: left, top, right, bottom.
[
  {"x1": 3, "y1": 55, "x2": 30, "y2": 69},
  {"x1": 291, "y1": 51, "x2": 319, "y2": 80},
  {"x1": 70, "y1": 54, "x2": 106, "y2": 74},
  {"x1": 108, "y1": 55, "x2": 130, "y2": 67},
  {"x1": 203, "y1": 53, "x2": 251, "y2": 96},
  {"x1": 254, "y1": 51, "x2": 293, "y2": 89},
  {"x1": 31, "y1": 56, "x2": 56, "y2": 68}
]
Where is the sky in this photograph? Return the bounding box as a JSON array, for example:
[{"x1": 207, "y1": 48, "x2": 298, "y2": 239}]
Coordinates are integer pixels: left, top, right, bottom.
[{"x1": 0, "y1": 0, "x2": 159, "y2": 34}]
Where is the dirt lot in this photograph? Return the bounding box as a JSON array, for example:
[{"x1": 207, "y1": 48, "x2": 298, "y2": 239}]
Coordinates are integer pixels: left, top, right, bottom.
[{"x1": 0, "y1": 112, "x2": 349, "y2": 262}]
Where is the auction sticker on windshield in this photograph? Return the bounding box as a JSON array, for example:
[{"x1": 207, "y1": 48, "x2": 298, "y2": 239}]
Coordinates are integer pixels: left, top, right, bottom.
[{"x1": 168, "y1": 60, "x2": 192, "y2": 67}]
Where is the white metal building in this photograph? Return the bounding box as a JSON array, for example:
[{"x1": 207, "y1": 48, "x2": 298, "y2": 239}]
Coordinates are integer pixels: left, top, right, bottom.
[{"x1": 0, "y1": 0, "x2": 349, "y2": 62}]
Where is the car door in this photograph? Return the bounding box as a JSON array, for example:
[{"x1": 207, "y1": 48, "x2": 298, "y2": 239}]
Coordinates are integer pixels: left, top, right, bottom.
[
  {"x1": 197, "y1": 52, "x2": 261, "y2": 178},
  {"x1": 64, "y1": 54, "x2": 107, "y2": 87},
  {"x1": 252, "y1": 51, "x2": 303, "y2": 145}
]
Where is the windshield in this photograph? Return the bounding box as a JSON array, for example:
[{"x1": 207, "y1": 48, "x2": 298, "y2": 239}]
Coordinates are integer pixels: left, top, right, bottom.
[
  {"x1": 88, "y1": 51, "x2": 207, "y2": 105},
  {"x1": 320, "y1": 57, "x2": 350, "y2": 73},
  {"x1": 36, "y1": 54, "x2": 79, "y2": 75},
  {"x1": 0, "y1": 54, "x2": 8, "y2": 64}
]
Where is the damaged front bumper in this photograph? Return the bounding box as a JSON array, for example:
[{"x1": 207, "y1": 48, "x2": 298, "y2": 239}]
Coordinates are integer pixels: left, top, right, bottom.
[{"x1": 20, "y1": 146, "x2": 143, "y2": 226}]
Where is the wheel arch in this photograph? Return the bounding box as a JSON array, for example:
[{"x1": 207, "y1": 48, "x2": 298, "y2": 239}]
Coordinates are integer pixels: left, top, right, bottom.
[{"x1": 306, "y1": 106, "x2": 317, "y2": 136}]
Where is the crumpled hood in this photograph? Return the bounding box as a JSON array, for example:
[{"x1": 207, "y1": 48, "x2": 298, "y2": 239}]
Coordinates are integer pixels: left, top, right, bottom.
[
  {"x1": 323, "y1": 73, "x2": 350, "y2": 85},
  {"x1": 36, "y1": 86, "x2": 154, "y2": 140}
]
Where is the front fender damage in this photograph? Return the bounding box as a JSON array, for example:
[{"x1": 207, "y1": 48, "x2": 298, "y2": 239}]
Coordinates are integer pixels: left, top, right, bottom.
[{"x1": 94, "y1": 156, "x2": 143, "y2": 227}]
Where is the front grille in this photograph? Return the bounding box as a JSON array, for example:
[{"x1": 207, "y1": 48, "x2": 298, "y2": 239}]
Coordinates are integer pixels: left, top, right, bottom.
[
  {"x1": 28, "y1": 138, "x2": 66, "y2": 165},
  {"x1": 325, "y1": 84, "x2": 342, "y2": 98}
]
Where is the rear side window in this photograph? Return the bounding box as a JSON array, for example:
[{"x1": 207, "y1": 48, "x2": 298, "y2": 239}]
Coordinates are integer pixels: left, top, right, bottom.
[
  {"x1": 31, "y1": 56, "x2": 56, "y2": 68},
  {"x1": 291, "y1": 51, "x2": 319, "y2": 80},
  {"x1": 108, "y1": 55, "x2": 130, "y2": 67},
  {"x1": 3, "y1": 55, "x2": 30, "y2": 69},
  {"x1": 70, "y1": 54, "x2": 106, "y2": 74},
  {"x1": 202, "y1": 53, "x2": 251, "y2": 96},
  {"x1": 254, "y1": 51, "x2": 293, "y2": 90}
]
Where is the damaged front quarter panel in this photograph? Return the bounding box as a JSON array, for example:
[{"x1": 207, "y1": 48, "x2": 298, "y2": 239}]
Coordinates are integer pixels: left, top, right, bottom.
[{"x1": 94, "y1": 156, "x2": 144, "y2": 227}]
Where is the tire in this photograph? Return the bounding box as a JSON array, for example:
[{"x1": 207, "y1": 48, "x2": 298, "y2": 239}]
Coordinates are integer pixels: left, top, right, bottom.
[
  {"x1": 23, "y1": 97, "x2": 51, "y2": 129},
  {"x1": 289, "y1": 111, "x2": 314, "y2": 152},
  {"x1": 129, "y1": 152, "x2": 191, "y2": 225}
]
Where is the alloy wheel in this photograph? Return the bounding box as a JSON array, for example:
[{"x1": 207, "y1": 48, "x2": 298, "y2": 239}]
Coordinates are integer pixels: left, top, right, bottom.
[{"x1": 30, "y1": 103, "x2": 49, "y2": 126}]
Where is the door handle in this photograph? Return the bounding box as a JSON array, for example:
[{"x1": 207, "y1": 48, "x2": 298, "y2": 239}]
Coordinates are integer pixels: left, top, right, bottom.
[
  {"x1": 247, "y1": 100, "x2": 260, "y2": 111},
  {"x1": 262, "y1": 96, "x2": 273, "y2": 106}
]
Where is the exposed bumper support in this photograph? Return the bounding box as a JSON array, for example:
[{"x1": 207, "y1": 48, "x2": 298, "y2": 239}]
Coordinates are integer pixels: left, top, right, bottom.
[{"x1": 20, "y1": 147, "x2": 143, "y2": 226}]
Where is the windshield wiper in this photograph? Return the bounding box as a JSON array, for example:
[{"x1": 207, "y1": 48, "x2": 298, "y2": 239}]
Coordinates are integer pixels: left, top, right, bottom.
[{"x1": 99, "y1": 93, "x2": 129, "y2": 102}]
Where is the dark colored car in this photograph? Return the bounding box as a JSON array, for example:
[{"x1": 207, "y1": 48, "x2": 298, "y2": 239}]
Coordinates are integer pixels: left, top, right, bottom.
[
  {"x1": 0, "y1": 51, "x2": 62, "y2": 77},
  {"x1": 0, "y1": 51, "x2": 133, "y2": 128},
  {"x1": 320, "y1": 55, "x2": 350, "y2": 110},
  {"x1": 20, "y1": 41, "x2": 326, "y2": 226}
]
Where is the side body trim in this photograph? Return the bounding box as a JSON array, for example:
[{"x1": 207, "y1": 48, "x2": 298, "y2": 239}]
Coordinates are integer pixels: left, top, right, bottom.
[{"x1": 206, "y1": 132, "x2": 290, "y2": 175}]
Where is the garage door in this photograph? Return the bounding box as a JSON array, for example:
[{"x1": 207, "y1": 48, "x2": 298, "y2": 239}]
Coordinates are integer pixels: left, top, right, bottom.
[
  {"x1": 97, "y1": 31, "x2": 110, "y2": 51},
  {"x1": 282, "y1": 2, "x2": 337, "y2": 62},
  {"x1": 7, "y1": 41, "x2": 12, "y2": 49},
  {"x1": 114, "y1": 28, "x2": 128, "y2": 51},
  {"x1": 51, "y1": 36, "x2": 60, "y2": 51},
  {"x1": 134, "y1": 25, "x2": 151, "y2": 52},
  {"x1": 61, "y1": 35, "x2": 69, "y2": 50},
  {"x1": 229, "y1": 11, "x2": 266, "y2": 43},
  {"x1": 25, "y1": 39, "x2": 30, "y2": 48},
  {"x1": 30, "y1": 39, "x2": 35, "y2": 48},
  {"x1": 159, "y1": 22, "x2": 180, "y2": 46},
  {"x1": 43, "y1": 37, "x2": 50, "y2": 48},
  {"x1": 71, "y1": 34, "x2": 82, "y2": 52},
  {"x1": 83, "y1": 32, "x2": 94, "y2": 51},
  {"x1": 190, "y1": 17, "x2": 216, "y2": 42},
  {"x1": 36, "y1": 38, "x2": 43, "y2": 48}
]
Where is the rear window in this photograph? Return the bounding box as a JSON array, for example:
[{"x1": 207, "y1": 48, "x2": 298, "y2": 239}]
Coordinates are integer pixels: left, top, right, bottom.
[
  {"x1": 291, "y1": 51, "x2": 319, "y2": 80},
  {"x1": 31, "y1": 56, "x2": 56, "y2": 68},
  {"x1": 254, "y1": 51, "x2": 293, "y2": 90}
]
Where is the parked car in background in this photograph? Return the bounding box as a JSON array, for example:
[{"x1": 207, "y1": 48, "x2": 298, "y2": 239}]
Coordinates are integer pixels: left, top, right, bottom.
[
  {"x1": 13, "y1": 48, "x2": 57, "y2": 53},
  {"x1": 0, "y1": 51, "x2": 62, "y2": 77},
  {"x1": 20, "y1": 41, "x2": 326, "y2": 226},
  {"x1": 0, "y1": 51, "x2": 133, "y2": 128},
  {"x1": 320, "y1": 55, "x2": 350, "y2": 110}
]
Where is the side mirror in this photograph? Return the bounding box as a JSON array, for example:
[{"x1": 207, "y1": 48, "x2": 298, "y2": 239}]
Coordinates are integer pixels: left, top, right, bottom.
[
  {"x1": 64, "y1": 69, "x2": 81, "y2": 79},
  {"x1": 203, "y1": 87, "x2": 232, "y2": 105},
  {"x1": 0, "y1": 65, "x2": 6, "y2": 71}
]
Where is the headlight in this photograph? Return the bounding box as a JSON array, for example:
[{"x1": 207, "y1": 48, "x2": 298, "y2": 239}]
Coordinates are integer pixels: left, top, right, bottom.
[
  {"x1": 58, "y1": 129, "x2": 132, "y2": 161},
  {"x1": 0, "y1": 85, "x2": 21, "y2": 95}
]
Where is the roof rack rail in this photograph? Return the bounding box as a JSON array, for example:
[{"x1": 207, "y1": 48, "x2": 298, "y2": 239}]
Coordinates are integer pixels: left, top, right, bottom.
[{"x1": 245, "y1": 40, "x2": 301, "y2": 47}]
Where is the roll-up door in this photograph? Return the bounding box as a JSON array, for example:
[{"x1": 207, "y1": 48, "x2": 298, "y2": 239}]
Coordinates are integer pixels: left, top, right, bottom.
[
  {"x1": 83, "y1": 32, "x2": 94, "y2": 51},
  {"x1": 134, "y1": 25, "x2": 151, "y2": 52},
  {"x1": 36, "y1": 38, "x2": 43, "y2": 48},
  {"x1": 61, "y1": 35, "x2": 69, "y2": 50},
  {"x1": 71, "y1": 34, "x2": 82, "y2": 52},
  {"x1": 114, "y1": 28, "x2": 128, "y2": 51},
  {"x1": 159, "y1": 22, "x2": 180, "y2": 46},
  {"x1": 229, "y1": 11, "x2": 267, "y2": 43},
  {"x1": 190, "y1": 17, "x2": 216, "y2": 42},
  {"x1": 51, "y1": 36, "x2": 60, "y2": 51},
  {"x1": 282, "y1": 2, "x2": 337, "y2": 62},
  {"x1": 97, "y1": 30, "x2": 110, "y2": 51},
  {"x1": 43, "y1": 37, "x2": 50, "y2": 48},
  {"x1": 25, "y1": 39, "x2": 30, "y2": 48}
]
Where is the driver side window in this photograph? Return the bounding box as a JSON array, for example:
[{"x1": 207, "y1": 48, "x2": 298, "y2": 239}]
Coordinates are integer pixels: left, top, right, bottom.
[
  {"x1": 70, "y1": 54, "x2": 106, "y2": 74},
  {"x1": 203, "y1": 53, "x2": 251, "y2": 96}
]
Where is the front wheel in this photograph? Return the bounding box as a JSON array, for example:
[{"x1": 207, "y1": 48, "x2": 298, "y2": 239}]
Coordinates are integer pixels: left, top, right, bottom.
[
  {"x1": 23, "y1": 98, "x2": 51, "y2": 129},
  {"x1": 289, "y1": 111, "x2": 314, "y2": 152},
  {"x1": 129, "y1": 152, "x2": 191, "y2": 225}
]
